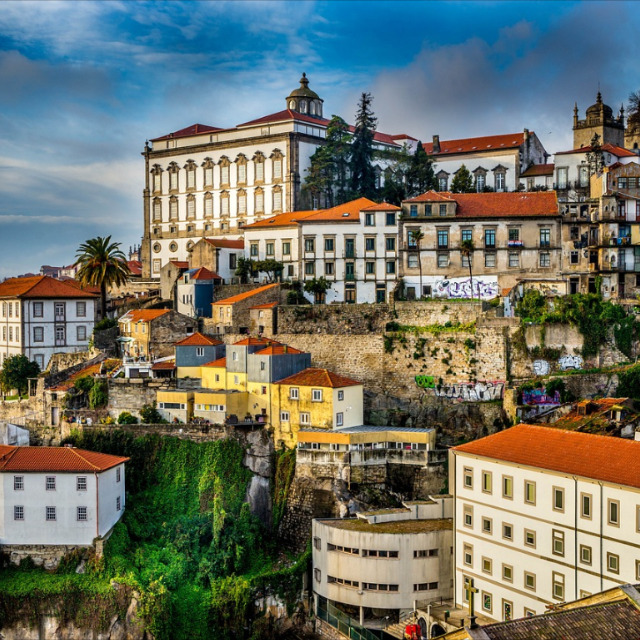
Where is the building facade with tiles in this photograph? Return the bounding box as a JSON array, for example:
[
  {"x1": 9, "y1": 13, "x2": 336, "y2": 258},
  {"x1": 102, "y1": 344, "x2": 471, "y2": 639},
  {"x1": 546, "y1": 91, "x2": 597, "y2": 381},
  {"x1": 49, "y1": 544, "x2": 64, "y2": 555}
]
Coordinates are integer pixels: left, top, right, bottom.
[{"x1": 450, "y1": 424, "x2": 640, "y2": 623}]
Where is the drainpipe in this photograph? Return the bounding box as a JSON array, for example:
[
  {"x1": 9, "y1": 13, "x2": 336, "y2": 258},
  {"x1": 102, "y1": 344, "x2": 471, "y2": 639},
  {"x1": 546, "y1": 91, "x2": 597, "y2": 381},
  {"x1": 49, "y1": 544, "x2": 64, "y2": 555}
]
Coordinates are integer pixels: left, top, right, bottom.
[
  {"x1": 573, "y1": 476, "x2": 578, "y2": 600},
  {"x1": 599, "y1": 482, "x2": 604, "y2": 592},
  {"x1": 95, "y1": 471, "x2": 100, "y2": 540},
  {"x1": 452, "y1": 452, "x2": 457, "y2": 608}
]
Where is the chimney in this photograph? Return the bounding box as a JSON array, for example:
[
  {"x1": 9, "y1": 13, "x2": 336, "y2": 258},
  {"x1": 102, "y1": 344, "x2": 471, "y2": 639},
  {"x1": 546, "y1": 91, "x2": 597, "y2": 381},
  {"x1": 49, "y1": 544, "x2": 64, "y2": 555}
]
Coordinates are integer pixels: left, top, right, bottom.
[
  {"x1": 284, "y1": 344, "x2": 288, "y2": 353},
  {"x1": 432, "y1": 135, "x2": 440, "y2": 153},
  {"x1": 523, "y1": 128, "x2": 529, "y2": 142}
]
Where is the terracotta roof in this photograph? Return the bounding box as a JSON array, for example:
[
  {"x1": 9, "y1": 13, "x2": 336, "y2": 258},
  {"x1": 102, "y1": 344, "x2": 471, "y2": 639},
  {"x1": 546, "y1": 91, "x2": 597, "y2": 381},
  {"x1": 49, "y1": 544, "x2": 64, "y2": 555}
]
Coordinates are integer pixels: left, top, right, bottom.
[
  {"x1": 254, "y1": 345, "x2": 304, "y2": 356},
  {"x1": 0, "y1": 275, "x2": 98, "y2": 299},
  {"x1": 203, "y1": 238, "x2": 245, "y2": 249},
  {"x1": 203, "y1": 356, "x2": 226, "y2": 367},
  {"x1": 555, "y1": 143, "x2": 637, "y2": 157},
  {"x1": 390, "y1": 134, "x2": 419, "y2": 141},
  {"x1": 360, "y1": 202, "x2": 402, "y2": 212},
  {"x1": 242, "y1": 209, "x2": 317, "y2": 229},
  {"x1": 550, "y1": 397, "x2": 634, "y2": 433},
  {"x1": 303, "y1": 197, "x2": 377, "y2": 222},
  {"x1": 275, "y1": 367, "x2": 361, "y2": 388},
  {"x1": 151, "y1": 361, "x2": 176, "y2": 371},
  {"x1": 520, "y1": 163, "x2": 555, "y2": 177},
  {"x1": 232, "y1": 336, "x2": 282, "y2": 346},
  {"x1": 175, "y1": 332, "x2": 223, "y2": 347},
  {"x1": 453, "y1": 424, "x2": 640, "y2": 489},
  {"x1": 250, "y1": 301, "x2": 279, "y2": 309},
  {"x1": 151, "y1": 123, "x2": 224, "y2": 142},
  {"x1": 423, "y1": 132, "x2": 527, "y2": 156},
  {"x1": 405, "y1": 191, "x2": 559, "y2": 218},
  {"x1": 0, "y1": 446, "x2": 128, "y2": 472},
  {"x1": 212, "y1": 283, "x2": 279, "y2": 305},
  {"x1": 127, "y1": 260, "x2": 142, "y2": 276},
  {"x1": 120, "y1": 309, "x2": 170, "y2": 323},
  {"x1": 169, "y1": 260, "x2": 189, "y2": 269},
  {"x1": 50, "y1": 362, "x2": 103, "y2": 392},
  {"x1": 189, "y1": 267, "x2": 221, "y2": 281}
]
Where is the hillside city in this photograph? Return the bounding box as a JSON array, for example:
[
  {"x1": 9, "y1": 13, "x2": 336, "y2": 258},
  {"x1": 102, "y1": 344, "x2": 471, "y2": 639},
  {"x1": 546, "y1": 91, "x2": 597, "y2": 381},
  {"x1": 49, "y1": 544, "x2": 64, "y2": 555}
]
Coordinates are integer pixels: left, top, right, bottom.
[{"x1": 2, "y1": 73, "x2": 640, "y2": 640}]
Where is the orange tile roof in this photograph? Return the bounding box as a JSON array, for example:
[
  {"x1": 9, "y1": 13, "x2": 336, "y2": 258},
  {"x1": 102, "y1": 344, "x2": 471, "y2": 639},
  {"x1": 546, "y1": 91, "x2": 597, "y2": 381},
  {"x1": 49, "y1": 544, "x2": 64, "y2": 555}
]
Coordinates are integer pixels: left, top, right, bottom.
[
  {"x1": 49, "y1": 362, "x2": 103, "y2": 392},
  {"x1": 242, "y1": 209, "x2": 317, "y2": 229},
  {"x1": 212, "y1": 283, "x2": 279, "y2": 306},
  {"x1": 169, "y1": 260, "x2": 189, "y2": 269},
  {"x1": 127, "y1": 260, "x2": 143, "y2": 276},
  {"x1": 204, "y1": 238, "x2": 245, "y2": 249},
  {"x1": 189, "y1": 267, "x2": 221, "y2": 281},
  {"x1": 151, "y1": 123, "x2": 224, "y2": 141},
  {"x1": 254, "y1": 345, "x2": 305, "y2": 356},
  {"x1": 203, "y1": 356, "x2": 227, "y2": 367},
  {"x1": 406, "y1": 191, "x2": 558, "y2": 218},
  {"x1": 275, "y1": 367, "x2": 361, "y2": 388},
  {"x1": 0, "y1": 446, "x2": 129, "y2": 472},
  {"x1": 550, "y1": 398, "x2": 633, "y2": 432},
  {"x1": 120, "y1": 309, "x2": 171, "y2": 323},
  {"x1": 555, "y1": 143, "x2": 637, "y2": 157},
  {"x1": 0, "y1": 275, "x2": 98, "y2": 299},
  {"x1": 175, "y1": 332, "x2": 223, "y2": 347},
  {"x1": 453, "y1": 424, "x2": 640, "y2": 489},
  {"x1": 520, "y1": 163, "x2": 555, "y2": 177},
  {"x1": 303, "y1": 197, "x2": 376, "y2": 223},
  {"x1": 232, "y1": 336, "x2": 282, "y2": 346},
  {"x1": 361, "y1": 202, "x2": 402, "y2": 211},
  {"x1": 424, "y1": 132, "x2": 528, "y2": 156},
  {"x1": 237, "y1": 109, "x2": 331, "y2": 129},
  {"x1": 151, "y1": 360, "x2": 176, "y2": 370},
  {"x1": 250, "y1": 301, "x2": 279, "y2": 310}
]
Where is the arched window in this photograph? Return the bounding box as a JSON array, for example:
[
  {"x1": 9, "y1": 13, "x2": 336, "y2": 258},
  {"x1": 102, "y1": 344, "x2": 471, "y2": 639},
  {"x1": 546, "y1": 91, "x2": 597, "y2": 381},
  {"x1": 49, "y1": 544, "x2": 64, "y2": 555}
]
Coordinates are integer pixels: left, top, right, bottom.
[
  {"x1": 219, "y1": 157, "x2": 230, "y2": 187},
  {"x1": 153, "y1": 198, "x2": 162, "y2": 222},
  {"x1": 202, "y1": 158, "x2": 214, "y2": 188},
  {"x1": 204, "y1": 192, "x2": 213, "y2": 218},
  {"x1": 237, "y1": 189, "x2": 247, "y2": 215},
  {"x1": 167, "y1": 162, "x2": 179, "y2": 192},
  {"x1": 236, "y1": 155, "x2": 247, "y2": 185},
  {"x1": 186, "y1": 194, "x2": 196, "y2": 219},
  {"x1": 169, "y1": 196, "x2": 178, "y2": 220}
]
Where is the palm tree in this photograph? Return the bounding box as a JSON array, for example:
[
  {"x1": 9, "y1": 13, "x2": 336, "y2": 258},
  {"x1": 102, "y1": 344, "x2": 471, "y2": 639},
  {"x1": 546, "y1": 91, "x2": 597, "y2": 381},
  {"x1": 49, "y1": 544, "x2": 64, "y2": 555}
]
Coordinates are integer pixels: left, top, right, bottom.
[
  {"x1": 75, "y1": 236, "x2": 131, "y2": 319},
  {"x1": 460, "y1": 239, "x2": 475, "y2": 301},
  {"x1": 410, "y1": 229, "x2": 425, "y2": 300}
]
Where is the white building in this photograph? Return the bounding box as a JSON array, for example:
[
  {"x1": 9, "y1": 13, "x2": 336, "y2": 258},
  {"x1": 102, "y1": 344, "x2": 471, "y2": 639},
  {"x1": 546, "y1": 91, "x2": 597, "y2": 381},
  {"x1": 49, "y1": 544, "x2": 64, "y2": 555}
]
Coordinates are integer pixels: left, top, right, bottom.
[
  {"x1": 312, "y1": 496, "x2": 453, "y2": 628},
  {"x1": 0, "y1": 276, "x2": 97, "y2": 371},
  {"x1": 450, "y1": 424, "x2": 640, "y2": 623},
  {"x1": 0, "y1": 445, "x2": 128, "y2": 547},
  {"x1": 141, "y1": 73, "x2": 402, "y2": 279}
]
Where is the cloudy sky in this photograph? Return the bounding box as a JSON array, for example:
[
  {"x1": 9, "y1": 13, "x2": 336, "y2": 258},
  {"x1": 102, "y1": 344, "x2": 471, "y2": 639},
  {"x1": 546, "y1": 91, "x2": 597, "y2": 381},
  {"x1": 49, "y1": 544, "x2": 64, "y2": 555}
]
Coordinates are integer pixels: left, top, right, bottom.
[{"x1": 1, "y1": 0, "x2": 639, "y2": 279}]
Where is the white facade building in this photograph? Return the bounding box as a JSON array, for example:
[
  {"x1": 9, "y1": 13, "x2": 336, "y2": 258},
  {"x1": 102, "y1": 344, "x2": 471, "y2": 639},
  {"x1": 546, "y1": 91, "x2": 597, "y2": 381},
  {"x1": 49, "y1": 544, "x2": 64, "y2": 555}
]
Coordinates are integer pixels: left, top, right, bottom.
[
  {"x1": 0, "y1": 276, "x2": 97, "y2": 371},
  {"x1": 0, "y1": 445, "x2": 128, "y2": 547},
  {"x1": 451, "y1": 424, "x2": 640, "y2": 623}
]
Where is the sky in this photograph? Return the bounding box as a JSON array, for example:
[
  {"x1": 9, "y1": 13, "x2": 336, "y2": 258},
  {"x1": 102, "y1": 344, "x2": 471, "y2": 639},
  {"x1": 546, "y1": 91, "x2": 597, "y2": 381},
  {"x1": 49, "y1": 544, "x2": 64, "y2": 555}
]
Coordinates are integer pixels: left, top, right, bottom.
[{"x1": 1, "y1": 0, "x2": 639, "y2": 279}]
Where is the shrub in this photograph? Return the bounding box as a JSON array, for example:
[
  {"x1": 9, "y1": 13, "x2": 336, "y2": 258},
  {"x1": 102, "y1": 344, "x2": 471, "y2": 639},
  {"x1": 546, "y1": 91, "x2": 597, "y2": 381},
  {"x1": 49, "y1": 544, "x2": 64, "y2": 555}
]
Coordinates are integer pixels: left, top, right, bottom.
[
  {"x1": 140, "y1": 403, "x2": 164, "y2": 424},
  {"x1": 94, "y1": 318, "x2": 117, "y2": 331},
  {"x1": 89, "y1": 380, "x2": 108, "y2": 409},
  {"x1": 117, "y1": 411, "x2": 138, "y2": 424}
]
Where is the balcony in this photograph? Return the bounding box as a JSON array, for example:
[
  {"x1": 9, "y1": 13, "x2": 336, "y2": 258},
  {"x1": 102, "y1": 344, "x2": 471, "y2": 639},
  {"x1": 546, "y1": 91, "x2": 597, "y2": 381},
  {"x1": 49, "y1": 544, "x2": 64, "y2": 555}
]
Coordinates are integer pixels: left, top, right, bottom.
[
  {"x1": 345, "y1": 272, "x2": 356, "y2": 281},
  {"x1": 508, "y1": 240, "x2": 524, "y2": 248},
  {"x1": 437, "y1": 244, "x2": 449, "y2": 250},
  {"x1": 344, "y1": 249, "x2": 355, "y2": 259}
]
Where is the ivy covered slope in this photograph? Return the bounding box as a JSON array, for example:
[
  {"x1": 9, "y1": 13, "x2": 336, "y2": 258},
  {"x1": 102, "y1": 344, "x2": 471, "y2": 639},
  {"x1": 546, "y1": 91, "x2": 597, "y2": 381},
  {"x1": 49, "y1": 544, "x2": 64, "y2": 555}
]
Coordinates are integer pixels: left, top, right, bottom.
[{"x1": 0, "y1": 431, "x2": 308, "y2": 640}]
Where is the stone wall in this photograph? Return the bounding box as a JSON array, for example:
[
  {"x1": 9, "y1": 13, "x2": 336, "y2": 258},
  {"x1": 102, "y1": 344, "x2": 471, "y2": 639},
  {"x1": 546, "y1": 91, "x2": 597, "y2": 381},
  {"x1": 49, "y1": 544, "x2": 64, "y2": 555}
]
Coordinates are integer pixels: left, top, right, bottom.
[
  {"x1": 106, "y1": 379, "x2": 169, "y2": 419},
  {"x1": 151, "y1": 311, "x2": 197, "y2": 357},
  {"x1": 525, "y1": 323, "x2": 584, "y2": 351},
  {"x1": 45, "y1": 350, "x2": 97, "y2": 375},
  {"x1": 212, "y1": 283, "x2": 265, "y2": 302}
]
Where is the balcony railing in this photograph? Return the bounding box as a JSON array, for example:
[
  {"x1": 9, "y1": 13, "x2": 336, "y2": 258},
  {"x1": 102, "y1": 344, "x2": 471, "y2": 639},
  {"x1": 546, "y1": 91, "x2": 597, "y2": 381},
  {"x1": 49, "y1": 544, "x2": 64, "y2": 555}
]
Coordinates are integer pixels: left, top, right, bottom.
[{"x1": 345, "y1": 273, "x2": 356, "y2": 281}]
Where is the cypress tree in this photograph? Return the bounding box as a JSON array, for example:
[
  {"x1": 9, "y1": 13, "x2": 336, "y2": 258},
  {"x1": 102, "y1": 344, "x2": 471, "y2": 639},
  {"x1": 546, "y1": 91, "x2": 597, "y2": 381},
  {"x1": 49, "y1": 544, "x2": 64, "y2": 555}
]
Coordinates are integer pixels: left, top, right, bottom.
[
  {"x1": 407, "y1": 141, "x2": 436, "y2": 197},
  {"x1": 349, "y1": 92, "x2": 378, "y2": 199}
]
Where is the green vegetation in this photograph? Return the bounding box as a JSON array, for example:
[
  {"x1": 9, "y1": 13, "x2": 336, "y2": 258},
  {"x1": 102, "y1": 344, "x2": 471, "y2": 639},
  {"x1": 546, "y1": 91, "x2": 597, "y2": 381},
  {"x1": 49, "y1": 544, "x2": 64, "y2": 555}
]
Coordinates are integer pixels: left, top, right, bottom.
[
  {"x1": 117, "y1": 411, "x2": 138, "y2": 424},
  {"x1": 390, "y1": 321, "x2": 477, "y2": 336},
  {"x1": 140, "y1": 402, "x2": 166, "y2": 424},
  {"x1": 94, "y1": 317, "x2": 118, "y2": 332},
  {"x1": 0, "y1": 432, "x2": 308, "y2": 639},
  {"x1": 617, "y1": 364, "x2": 640, "y2": 399},
  {"x1": 0, "y1": 354, "x2": 40, "y2": 395}
]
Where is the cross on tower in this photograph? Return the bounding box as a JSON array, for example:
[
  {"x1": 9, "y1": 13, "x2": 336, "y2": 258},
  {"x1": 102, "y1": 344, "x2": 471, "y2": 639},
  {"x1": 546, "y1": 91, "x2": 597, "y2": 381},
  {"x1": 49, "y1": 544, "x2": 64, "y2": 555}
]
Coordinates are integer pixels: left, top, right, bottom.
[{"x1": 464, "y1": 577, "x2": 479, "y2": 629}]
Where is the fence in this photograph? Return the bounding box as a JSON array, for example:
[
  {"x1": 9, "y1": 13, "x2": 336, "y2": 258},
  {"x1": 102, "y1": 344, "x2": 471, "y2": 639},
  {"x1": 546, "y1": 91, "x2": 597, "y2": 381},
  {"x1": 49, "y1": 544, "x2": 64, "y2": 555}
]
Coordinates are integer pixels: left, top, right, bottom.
[{"x1": 316, "y1": 602, "x2": 381, "y2": 640}]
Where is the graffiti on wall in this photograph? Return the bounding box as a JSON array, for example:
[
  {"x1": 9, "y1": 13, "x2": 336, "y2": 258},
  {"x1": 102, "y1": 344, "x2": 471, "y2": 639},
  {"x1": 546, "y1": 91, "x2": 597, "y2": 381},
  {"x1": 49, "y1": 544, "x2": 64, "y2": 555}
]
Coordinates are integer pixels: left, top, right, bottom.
[
  {"x1": 532, "y1": 360, "x2": 550, "y2": 376},
  {"x1": 433, "y1": 277, "x2": 500, "y2": 300},
  {"x1": 415, "y1": 375, "x2": 436, "y2": 389},
  {"x1": 558, "y1": 354, "x2": 583, "y2": 371},
  {"x1": 426, "y1": 380, "x2": 505, "y2": 402},
  {"x1": 522, "y1": 388, "x2": 561, "y2": 406}
]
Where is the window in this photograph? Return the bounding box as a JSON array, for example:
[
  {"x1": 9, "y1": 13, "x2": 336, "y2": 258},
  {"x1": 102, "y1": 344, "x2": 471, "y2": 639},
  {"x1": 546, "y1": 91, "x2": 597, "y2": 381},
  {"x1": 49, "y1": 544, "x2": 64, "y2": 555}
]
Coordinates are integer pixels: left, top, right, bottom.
[
  {"x1": 579, "y1": 165, "x2": 589, "y2": 187},
  {"x1": 34, "y1": 326, "x2": 44, "y2": 342},
  {"x1": 33, "y1": 301, "x2": 43, "y2": 317},
  {"x1": 502, "y1": 564, "x2": 513, "y2": 582},
  {"x1": 300, "y1": 412, "x2": 310, "y2": 425},
  {"x1": 266, "y1": 242, "x2": 274, "y2": 256},
  {"x1": 581, "y1": 493, "x2": 592, "y2": 519},
  {"x1": 312, "y1": 389, "x2": 323, "y2": 402},
  {"x1": 437, "y1": 252, "x2": 448, "y2": 268},
  {"x1": 273, "y1": 189, "x2": 282, "y2": 211},
  {"x1": 77, "y1": 506, "x2": 88, "y2": 521},
  {"x1": 482, "y1": 592, "x2": 492, "y2": 613},
  {"x1": 280, "y1": 411, "x2": 290, "y2": 422},
  {"x1": 502, "y1": 523, "x2": 513, "y2": 540},
  {"x1": 540, "y1": 228, "x2": 551, "y2": 247},
  {"x1": 463, "y1": 543, "x2": 473, "y2": 566},
  {"x1": 580, "y1": 544, "x2": 592, "y2": 565},
  {"x1": 237, "y1": 161, "x2": 246, "y2": 185},
  {"x1": 386, "y1": 212, "x2": 396, "y2": 226},
  {"x1": 116, "y1": 496, "x2": 121, "y2": 511},
  {"x1": 485, "y1": 252, "x2": 496, "y2": 268},
  {"x1": 539, "y1": 252, "x2": 551, "y2": 267},
  {"x1": 502, "y1": 475, "x2": 513, "y2": 499},
  {"x1": 463, "y1": 504, "x2": 473, "y2": 528},
  {"x1": 365, "y1": 261, "x2": 375, "y2": 274},
  {"x1": 386, "y1": 237, "x2": 396, "y2": 251},
  {"x1": 482, "y1": 471, "x2": 492, "y2": 493},
  {"x1": 365, "y1": 212, "x2": 375, "y2": 226},
  {"x1": 46, "y1": 476, "x2": 56, "y2": 491},
  {"x1": 34, "y1": 354, "x2": 44, "y2": 369},
  {"x1": 524, "y1": 529, "x2": 536, "y2": 547},
  {"x1": 324, "y1": 238, "x2": 334, "y2": 252},
  {"x1": 336, "y1": 412, "x2": 343, "y2": 426},
  {"x1": 409, "y1": 204, "x2": 418, "y2": 217},
  {"x1": 76, "y1": 301, "x2": 86, "y2": 317},
  {"x1": 386, "y1": 261, "x2": 396, "y2": 274},
  {"x1": 608, "y1": 499, "x2": 620, "y2": 526},
  {"x1": 461, "y1": 228, "x2": 472, "y2": 243},
  {"x1": 273, "y1": 157, "x2": 282, "y2": 180},
  {"x1": 305, "y1": 238, "x2": 315, "y2": 252},
  {"x1": 407, "y1": 254, "x2": 418, "y2": 268},
  {"x1": 325, "y1": 262, "x2": 334, "y2": 276},
  {"x1": 553, "y1": 487, "x2": 564, "y2": 511},
  {"x1": 482, "y1": 557, "x2": 492, "y2": 574},
  {"x1": 425, "y1": 204, "x2": 432, "y2": 216},
  {"x1": 439, "y1": 204, "x2": 447, "y2": 216},
  {"x1": 116, "y1": 467, "x2": 121, "y2": 483},
  {"x1": 77, "y1": 476, "x2": 87, "y2": 491},
  {"x1": 250, "y1": 243, "x2": 259, "y2": 257},
  {"x1": 476, "y1": 173, "x2": 485, "y2": 191},
  {"x1": 552, "y1": 529, "x2": 564, "y2": 556},
  {"x1": 552, "y1": 572, "x2": 565, "y2": 600},
  {"x1": 187, "y1": 195, "x2": 196, "y2": 218},
  {"x1": 77, "y1": 326, "x2": 87, "y2": 341},
  {"x1": 365, "y1": 237, "x2": 375, "y2": 251},
  {"x1": 482, "y1": 517, "x2": 492, "y2": 534},
  {"x1": 438, "y1": 176, "x2": 448, "y2": 191},
  {"x1": 524, "y1": 481, "x2": 536, "y2": 504},
  {"x1": 484, "y1": 229, "x2": 496, "y2": 248},
  {"x1": 46, "y1": 506, "x2": 56, "y2": 521},
  {"x1": 463, "y1": 467, "x2": 473, "y2": 488},
  {"x1": 305, "y1": 262, "x2": 315, "y2": 276},
  {"x1": 570, "y1": 250, "x2": 579, "y2": 264},
  {"x1": 462, "y1": 252, "x2": 472, "y2": 268},
  {"x1": 437, "y1": 229, "x2": 449, "y2": 248},
  {"x1": 255, "y1": 189, "x2": 264, "y2": 212},
  {"x1": 338, "y1": 390, "x2": 344, "y2": 401},
  {"x1": 508, "y1": 252, "x2": 520, "y2": 268},
  {"x1": 14, "y1": 476, "x2": 24, "y2": 490},
  {"x1": 14, "y1": 505, "x2": 24, "y2": 521},
  {"x1": 169, "y1": 196, "x2": 178, "y2": 219},
  {"x1": 502, "y1": 600, "x2": 513, "y2": 622}
]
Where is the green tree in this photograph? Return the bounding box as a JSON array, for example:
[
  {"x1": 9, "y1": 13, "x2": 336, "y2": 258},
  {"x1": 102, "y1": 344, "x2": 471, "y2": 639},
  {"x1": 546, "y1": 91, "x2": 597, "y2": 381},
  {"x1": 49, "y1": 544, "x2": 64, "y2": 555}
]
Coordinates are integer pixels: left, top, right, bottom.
[
  {"x1": 410, "y1": 230, "x2": 425, "y2": 299},
  {"x1": 0, "y1": 354, "x2": 40, "y2": 396},
  {"x1": 450, "y1": 164, "x2": 474, "y2": 193},
  {"x1": 406, "y1": 141, "x2": 436, "y2": 197},
  {"x1": 380, "y1": 175, "x2": 406, "y2": 206},
  {"x1": 75, "y1": 236, "x2": 130, "y2": 320},
  {"x1": 304, "y1": 277, "x2": 332, "y2": 304},
  {"x1": 234, "y1": 257, "x2": 255, "y2": 284},
  {"x1": 349, "y1": 92, "x2": 378, "y2": 199},
  {"x1": 627, "y1": 90, "x2": 640, "y2": 129},
  {"x1": 460, "y1": 239, "x2": 475, "y2": 301},
  {"x1": 254, "y1": 259, "x2": 284, "y2": 283}
]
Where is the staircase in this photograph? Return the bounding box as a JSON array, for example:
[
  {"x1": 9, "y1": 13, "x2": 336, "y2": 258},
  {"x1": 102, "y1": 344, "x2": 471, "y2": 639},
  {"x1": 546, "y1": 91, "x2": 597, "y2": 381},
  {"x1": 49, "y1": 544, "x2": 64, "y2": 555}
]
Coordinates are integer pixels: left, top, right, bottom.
[{"x1": 383, "y1": 621, "x2": 407, "y2": 639}]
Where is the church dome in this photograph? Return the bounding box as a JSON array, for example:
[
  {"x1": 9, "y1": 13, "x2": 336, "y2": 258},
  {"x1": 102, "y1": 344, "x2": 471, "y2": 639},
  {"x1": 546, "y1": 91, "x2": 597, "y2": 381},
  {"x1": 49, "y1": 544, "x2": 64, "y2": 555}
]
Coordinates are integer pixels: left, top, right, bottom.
[
  {"x1": 286, "y1": 73, "x2": 323, "y2": 117},
  {"x1": 287, "y1": 73, "x2": 320, "y2": 100},
  {"x1": 586, "y1": 92, "x2": 613, "y2": 120}
]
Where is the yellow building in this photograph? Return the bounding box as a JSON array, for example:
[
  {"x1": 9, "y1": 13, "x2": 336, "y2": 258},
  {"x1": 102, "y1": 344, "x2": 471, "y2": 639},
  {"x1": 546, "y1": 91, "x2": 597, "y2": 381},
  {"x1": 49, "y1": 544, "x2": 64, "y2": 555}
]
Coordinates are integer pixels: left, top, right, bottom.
[
  {"x1": 273, "y1": 367, "x2": 364, "y2": 448},
  {"x1": 193, "y1": 390, "x2": 249, "y2": 423},
  {"x1": 296, "y1": 426, "x2": 436, "y2": 452},
  {"x1": 156, "y1": 389, "x2": 193, "y2": 423},
  {"x1": 201, "y1": 356, "x2": 227, "y2": 389}
]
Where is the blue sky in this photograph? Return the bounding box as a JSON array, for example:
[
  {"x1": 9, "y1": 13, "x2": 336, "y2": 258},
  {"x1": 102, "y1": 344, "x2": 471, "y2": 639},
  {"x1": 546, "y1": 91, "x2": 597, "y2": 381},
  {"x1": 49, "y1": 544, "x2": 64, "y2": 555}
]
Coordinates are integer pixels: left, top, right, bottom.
[{"x1": 0, "y1": 0, "x2": 639, "y2": 279}]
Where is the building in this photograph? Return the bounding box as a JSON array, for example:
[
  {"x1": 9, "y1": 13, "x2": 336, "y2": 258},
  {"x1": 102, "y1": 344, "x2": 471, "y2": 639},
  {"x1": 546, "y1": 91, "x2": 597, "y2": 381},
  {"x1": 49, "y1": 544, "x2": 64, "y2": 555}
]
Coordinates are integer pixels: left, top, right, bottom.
[
  {"x1": 399, "y1": 191, "x2": 561, "y2": 299},
  {"x1": 0, "y1": 276, "x2": 97, "y2": 371},
  {"x1": 209, "y1": 283, "x2": 280, "y2": 334},
  {"x1": 450, "y1": 424, "x2": 640, "y2": 623},
  {"x1": 159, "y1": 259, "x2": 189, "y2": 301},
  {"x1": 249, "y1": 302, "x2": 278, "y2": 336},
  {"x1": 572, "y1": 92, "x2": 626, "y2": 149},
  {"x1": 273, "y1": 367, "x2": 364, "y2": 447},
  {"x1": 174, "y1": 332, "x2": 225, "y2": 378},
  {"x1": 423, "y1": 131, "x2": 548, "y2": 194},
  {"x1": 188, "y1": 237, "x2": 245, "y2": 283},
  {"x1": 118, "y1": 308, "x2": 195, "y2": 359},
  {"x1": 141, "y1": 73, "x2": 403, "y2": 278},
  {"x1": 313, "y1": 496, "x2": 453, "y2": 629},
  {"x1": 0, "y1": 445, "x2": 128, "y2": 551},
  {"x1": 176, "y1": 267, "x2": 222, "y2": 318}
]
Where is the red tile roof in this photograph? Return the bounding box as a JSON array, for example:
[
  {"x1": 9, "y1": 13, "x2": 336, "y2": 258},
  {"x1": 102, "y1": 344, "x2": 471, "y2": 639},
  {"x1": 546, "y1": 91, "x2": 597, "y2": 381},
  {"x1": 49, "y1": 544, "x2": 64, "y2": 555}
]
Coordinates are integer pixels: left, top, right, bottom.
[
  {"x1": 127, "y1": 260, "x2": 142, "y2": 276},
  {"x1": 169, "y1": 260, "x2": 189, "y2": 269},
  {"x1": 390, "y1": 134, "x2": 419, "y2": 141},
  {"x1": 212, "y1": 283, "x2": 279, "y2": 306},
  {"x1": 254, "y1": 345, "x2": 305, "y2": 356},
  {"x1": 151, "y1": 360, "x2": 176, "y2": 371},
  {"x1": 0, "y1": 275, "x2": 98, "y2": 299},
  {"x1": 424, "y1": 132, "x2": 527, "y2": 156},
  {"x1": 151, "y1": 123, "x2": 224, "y2": 142},
  {"x1": 204, "y1": 238, "x2": 245, "y2": 249},
  {"x1": 520, "y1": 163, "x2": 555, "y2": 177},
  {"x1": 453, "y1": 424, "x2": 640, "y2": 489},
  {"x1": 50, "y1": 362, "x2": 103, "y2": 392},
  {"x1": 242, "y1": 209, "x2": 317, "y2": 229},
  {"x1": 555, "y1": 143, "x2": 637, "y2": 157},
  {"x1": 0, "y1": 446, "x2": 129, "y2": 472},
  {"x1": 189, "y1": 267, "x2": 221, "y2": 281},
  {"x1": 250, "y1": 301, "x2": 279, "y2": 310},
  {"x1": 405, "y1": 191, "x2": 558, "y2": 218},
  {"x1": 120, "y1": 309, "x2": 170, "y2": 323},
  {"x1": 232, "y1": 336, "x2": 282, "y2": 346},
  {"x1": 303, "y1": 197, "x2": 377, "y2": 223},
  {"x1": 175, "y1": 332, "x2": 223, "y2": 347},
  {"x1": 275, "y1": 367, "x2": 361, "y2": 388},
  {"x1": 203, "y1": 356, "x2": 226, "y2": 367},
  {"x1": 360, "y1": 202, "x2": 402, "y2": 212}
]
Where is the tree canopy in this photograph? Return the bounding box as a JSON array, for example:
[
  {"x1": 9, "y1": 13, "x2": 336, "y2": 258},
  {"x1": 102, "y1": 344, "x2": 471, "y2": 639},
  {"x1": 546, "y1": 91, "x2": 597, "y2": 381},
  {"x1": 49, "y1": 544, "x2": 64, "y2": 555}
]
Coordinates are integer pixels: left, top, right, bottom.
[
  {"x1": 406, "y1": 141, "x2": 436, "y2": 197},
  {"x1": 628, "y1": 90, "x2": 640, "y2": 129},
  {"x1": 0, "y1": 354, "x2": 40, "y2": 395},
  {"x1": 450, "y1": 164, "x2": 474, "y2": 193},
  {"x1": 349, "y1": 92, "x2": 378, "y2": 199}
]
